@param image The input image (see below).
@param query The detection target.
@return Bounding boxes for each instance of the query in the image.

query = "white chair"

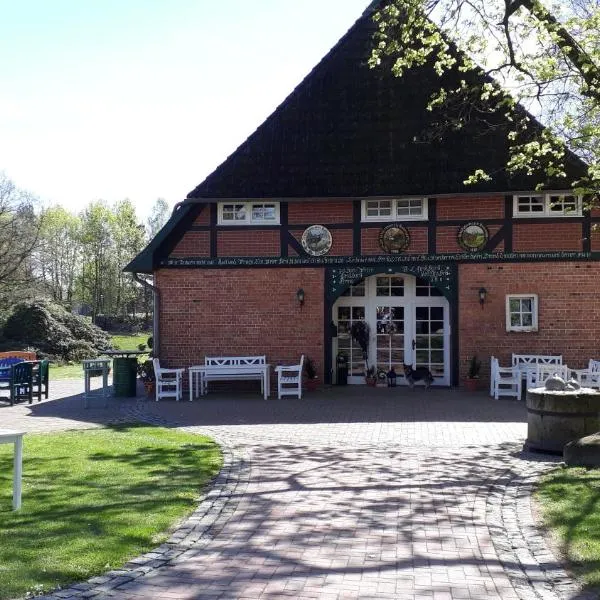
[571,359,600,389]
[152,358,184,401]
[489,356,497,397]
[491,357,522,400]
[527,364,570,389]
[275,355,304,399]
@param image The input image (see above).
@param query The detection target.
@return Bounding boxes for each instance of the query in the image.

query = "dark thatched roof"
[187,4,586,200]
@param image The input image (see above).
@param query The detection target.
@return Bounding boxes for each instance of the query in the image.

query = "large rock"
[564,432,600,467]
[2,300,112,361]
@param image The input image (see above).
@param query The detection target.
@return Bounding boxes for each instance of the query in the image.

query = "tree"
[146,198,170,238]
[370,0,600,199]
[0,172,40,304]
[112,199,146,316]
[78,201,114,323]
[36,206,81,305]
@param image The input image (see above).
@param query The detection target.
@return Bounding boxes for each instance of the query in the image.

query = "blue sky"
[0,0,370,218]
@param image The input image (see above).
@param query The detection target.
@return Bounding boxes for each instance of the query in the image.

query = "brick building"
[126,4,599,388]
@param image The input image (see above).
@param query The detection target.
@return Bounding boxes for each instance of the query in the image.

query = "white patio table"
[189,364,271,400]
[0,428,25,510]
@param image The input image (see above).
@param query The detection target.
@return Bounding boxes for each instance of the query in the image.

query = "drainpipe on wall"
[133,273,160,357]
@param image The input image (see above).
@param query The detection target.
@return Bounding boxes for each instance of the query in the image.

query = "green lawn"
[535,466,600,592]
[111,331,152,352]
[0,425,222,600]
[52,332,152,379]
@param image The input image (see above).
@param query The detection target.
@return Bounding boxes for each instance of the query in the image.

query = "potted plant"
[137,359,156,396]
[365,365,377,386]
[465,355,481,391]
[304,356,320,391]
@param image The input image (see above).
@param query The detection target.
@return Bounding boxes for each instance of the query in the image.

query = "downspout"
[133,273,160,357]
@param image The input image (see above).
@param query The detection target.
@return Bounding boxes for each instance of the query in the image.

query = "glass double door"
[333,274,450,386]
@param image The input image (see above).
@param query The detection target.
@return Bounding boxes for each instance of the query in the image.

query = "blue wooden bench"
[0,358,25,383]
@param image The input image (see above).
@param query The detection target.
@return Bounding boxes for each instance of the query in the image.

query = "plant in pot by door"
[365,365,377,386]
[304,357,320,391]
[137,359,156,397]
[465,355,481,391]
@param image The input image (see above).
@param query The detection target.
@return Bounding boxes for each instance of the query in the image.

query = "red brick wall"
[591,227,600,252]
[167,198,589,259]
[171,231,210,257]
[193,208,210,225]
[156,267,325,378]
[437,196,504,220]
[513,222,583,252]
[288,201,353,224]
[459,262,600,384]
[217,230,280,256]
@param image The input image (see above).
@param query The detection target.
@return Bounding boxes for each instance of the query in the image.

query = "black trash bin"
[336,353,348,385]
[113,357,138,397]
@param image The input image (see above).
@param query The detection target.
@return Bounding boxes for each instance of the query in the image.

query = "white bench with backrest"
[570,359,600,388]
[201,356,270,399]
[512,354,563,395]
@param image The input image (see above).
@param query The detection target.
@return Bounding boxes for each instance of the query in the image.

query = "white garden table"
[0,428,25,510]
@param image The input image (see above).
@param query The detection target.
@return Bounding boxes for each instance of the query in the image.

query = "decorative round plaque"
[457,222,489,252]
[378,224,410,254]
[301,225,333,256]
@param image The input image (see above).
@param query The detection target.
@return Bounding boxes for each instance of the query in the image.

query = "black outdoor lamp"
[478,287,487,309]
[387,367,397,387]
[296,288,305,307]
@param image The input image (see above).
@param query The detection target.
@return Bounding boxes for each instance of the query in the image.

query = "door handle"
[412,339,416,350]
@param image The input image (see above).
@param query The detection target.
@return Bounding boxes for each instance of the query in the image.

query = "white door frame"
[332,274,450,386]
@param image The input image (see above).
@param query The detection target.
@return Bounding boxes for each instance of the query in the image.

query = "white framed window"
[362,198,428,222]
[218,202,280,225]
[513,194,582,217]
[506,294,538,332]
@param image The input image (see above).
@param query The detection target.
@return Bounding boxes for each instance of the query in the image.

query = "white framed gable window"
[506,294,538,332]
[513,194,582,217]
[218,202,280,225]
[362,198,428,222]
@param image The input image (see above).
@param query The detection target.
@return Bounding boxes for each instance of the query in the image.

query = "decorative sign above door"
[457,222,489,252]
[301,225,333,256]
[378,224,411,254]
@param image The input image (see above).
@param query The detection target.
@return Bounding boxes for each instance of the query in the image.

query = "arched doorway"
[332,274,450,386]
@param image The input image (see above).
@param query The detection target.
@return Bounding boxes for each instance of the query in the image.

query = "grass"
[52,332,152,380]
[535,465,600,592]
[110,331,151,352]
[0,425,222,600]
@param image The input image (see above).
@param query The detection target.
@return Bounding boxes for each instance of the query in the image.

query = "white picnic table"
[189,363,271,400]
[0,428,25,510]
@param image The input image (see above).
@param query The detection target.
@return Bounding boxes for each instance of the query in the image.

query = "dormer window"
[361,198,428,222]
[513,194,582,217]
[218,202,280,225]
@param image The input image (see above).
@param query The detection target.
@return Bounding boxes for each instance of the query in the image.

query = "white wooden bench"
[512,354,563,396]
[190,356,271,400]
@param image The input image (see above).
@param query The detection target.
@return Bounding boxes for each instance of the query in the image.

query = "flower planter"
[464,377,479,392]
[305,377,320,392]
[143,381,155,397]
[366,377,377,387]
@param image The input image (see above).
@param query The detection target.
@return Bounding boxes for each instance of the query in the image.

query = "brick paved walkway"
[1,382,596,600]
